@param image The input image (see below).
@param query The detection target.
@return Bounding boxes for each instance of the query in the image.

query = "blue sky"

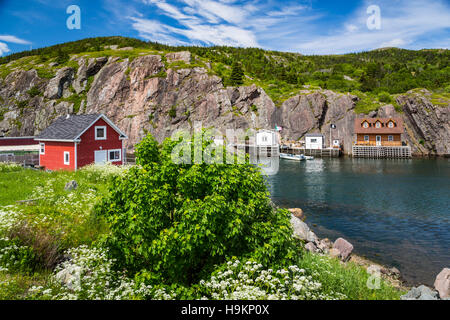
[0,0,449,56]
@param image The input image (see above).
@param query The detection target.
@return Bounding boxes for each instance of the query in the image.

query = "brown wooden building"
[354,118,404,146]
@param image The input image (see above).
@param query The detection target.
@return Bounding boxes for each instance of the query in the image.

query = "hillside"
[0,36,449,156]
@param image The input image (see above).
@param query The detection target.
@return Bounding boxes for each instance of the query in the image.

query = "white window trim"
[108,149,122,162]
[364,135,369,141]
[40,143,45,155]
[95,126,107,140]
[388,135,394,141]
[64,151,70,165]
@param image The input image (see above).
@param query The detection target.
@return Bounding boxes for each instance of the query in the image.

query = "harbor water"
[265,157,450,286]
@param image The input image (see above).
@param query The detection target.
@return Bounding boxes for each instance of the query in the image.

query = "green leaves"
[135,135,161,166]
[97,133,297,285]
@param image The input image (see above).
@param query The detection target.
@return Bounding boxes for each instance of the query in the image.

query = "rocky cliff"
[0,51,448,156]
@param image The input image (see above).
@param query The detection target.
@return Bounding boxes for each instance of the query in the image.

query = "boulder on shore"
[333,238,354,261]
[290,214,318,243]
[401,285,439,300]
[434,268,450,299]
[329,248,341,259]
[305,242,318,253]
[288,208,305,220]
[317,238,332,253]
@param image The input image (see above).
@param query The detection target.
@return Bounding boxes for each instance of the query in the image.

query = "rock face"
[272,91,358,153]
[434,268,450,299]
[0,53,448,156]
[397,91,450,156]
[166,51,191,64]
[44,67,74,99]
[73,57,108,94]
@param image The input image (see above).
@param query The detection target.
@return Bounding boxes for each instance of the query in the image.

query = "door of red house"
[94,150,107,164]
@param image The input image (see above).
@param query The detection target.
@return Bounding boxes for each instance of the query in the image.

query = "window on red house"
[95,126,107,140]
[108,149,121,162]
[64,152,70,165]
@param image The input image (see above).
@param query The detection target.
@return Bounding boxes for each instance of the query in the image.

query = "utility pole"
[330,124,336,148]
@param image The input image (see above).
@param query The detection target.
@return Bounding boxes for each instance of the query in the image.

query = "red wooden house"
[35,114,128,171]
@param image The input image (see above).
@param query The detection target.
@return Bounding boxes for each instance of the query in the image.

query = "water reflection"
[255,157,279,176]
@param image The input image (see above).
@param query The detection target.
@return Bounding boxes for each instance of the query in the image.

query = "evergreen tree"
[229,61,244,86]
[55,48,69,65]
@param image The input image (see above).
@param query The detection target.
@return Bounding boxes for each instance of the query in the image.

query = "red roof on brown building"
[354,118,404,134]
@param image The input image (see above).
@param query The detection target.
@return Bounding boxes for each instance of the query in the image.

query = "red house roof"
[35,114,127,142]
[354,118,404,134]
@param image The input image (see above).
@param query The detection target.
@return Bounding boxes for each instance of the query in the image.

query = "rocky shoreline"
[288,208,450,300]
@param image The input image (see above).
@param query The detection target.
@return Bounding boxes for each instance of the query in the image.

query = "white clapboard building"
[305,133,325,150]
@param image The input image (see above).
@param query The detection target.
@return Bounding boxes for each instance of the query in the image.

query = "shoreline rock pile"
[289,209,450,300]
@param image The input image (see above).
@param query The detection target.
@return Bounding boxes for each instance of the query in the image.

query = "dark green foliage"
[97,132,297,285]
[55,49,70,65]
[58,94,83,113]
[16,100,29,109]
[378,91,393,103]
[168,105,177,118]
[229,61,244,86]
[27,86,41,98]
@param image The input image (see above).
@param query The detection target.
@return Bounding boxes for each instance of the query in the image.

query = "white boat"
[302,154,315,160]
[279,153,305,161]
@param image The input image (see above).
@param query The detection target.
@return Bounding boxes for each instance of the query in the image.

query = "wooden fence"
[0,153,39,166]
[125,153,136,165]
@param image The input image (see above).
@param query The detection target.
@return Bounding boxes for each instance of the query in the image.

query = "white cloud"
[132,0,263,47]
[126,0,449,53]
[131,16,258,47]
[0,35,31,45]
[380,38,407,48]
[0,42,10,56]
[267,5,307,17]
[181,0,250,24]
[345,24,359,33]
[294,0,450,54]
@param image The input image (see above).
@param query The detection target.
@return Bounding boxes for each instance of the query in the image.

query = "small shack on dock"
[305,133,325,150]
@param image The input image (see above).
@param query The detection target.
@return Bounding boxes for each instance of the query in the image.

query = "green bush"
[0,238,37,274]
[378,91,393,103]
[97,133,297,285]
[27,86,41,98]
[168,105,177,118]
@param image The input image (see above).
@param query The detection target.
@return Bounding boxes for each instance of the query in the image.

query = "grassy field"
[0,163,404,300]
